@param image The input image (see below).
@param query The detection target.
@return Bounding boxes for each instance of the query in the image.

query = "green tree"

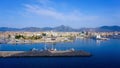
[15,35,25,39]
[42,33,46,36]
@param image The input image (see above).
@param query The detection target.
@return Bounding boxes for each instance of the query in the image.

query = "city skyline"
[0,0,120,28]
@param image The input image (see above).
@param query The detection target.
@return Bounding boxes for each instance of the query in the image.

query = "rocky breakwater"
[0,50,92,57]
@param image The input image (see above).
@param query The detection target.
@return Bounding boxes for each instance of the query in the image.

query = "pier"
[0,50,92,57]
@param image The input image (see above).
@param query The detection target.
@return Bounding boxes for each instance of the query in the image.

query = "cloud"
[21,0,103,28]
[37,0,54,6]
[24,3,99,22]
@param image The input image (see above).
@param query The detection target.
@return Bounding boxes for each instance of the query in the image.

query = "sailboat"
[50,42,57,51]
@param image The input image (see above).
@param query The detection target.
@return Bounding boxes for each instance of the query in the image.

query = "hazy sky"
[0,0,120,28]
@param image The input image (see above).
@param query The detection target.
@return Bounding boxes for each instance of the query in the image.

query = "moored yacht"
[95,34,109,40]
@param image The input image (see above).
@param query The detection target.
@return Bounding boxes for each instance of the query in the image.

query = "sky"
[0,0,120,28]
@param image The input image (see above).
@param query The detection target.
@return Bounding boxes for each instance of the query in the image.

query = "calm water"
[0,39,120,68]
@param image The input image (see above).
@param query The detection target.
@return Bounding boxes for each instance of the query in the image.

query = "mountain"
[42,27,53,31]
[97,26,120,32]
[53,25,75,32]
[0,25,120,32]
[0,27,20,31]
[21,27,42,32]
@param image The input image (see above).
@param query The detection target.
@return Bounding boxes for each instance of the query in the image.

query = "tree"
[8,35,11,39]
[42,33,46,36]
[15,35,25,39]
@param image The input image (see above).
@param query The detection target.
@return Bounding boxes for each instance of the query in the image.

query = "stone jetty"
[0,50,92,57]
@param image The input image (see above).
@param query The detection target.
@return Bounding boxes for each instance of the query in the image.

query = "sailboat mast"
[51,42,54,50]
[44,36,47,50]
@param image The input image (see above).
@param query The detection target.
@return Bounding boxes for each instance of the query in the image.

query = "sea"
[0,39,120,68]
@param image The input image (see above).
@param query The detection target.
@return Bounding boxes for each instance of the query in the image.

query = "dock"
[0,50,92,57]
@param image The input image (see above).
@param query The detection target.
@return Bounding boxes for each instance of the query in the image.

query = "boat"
[95,34,109,40]
[31,48,38,51]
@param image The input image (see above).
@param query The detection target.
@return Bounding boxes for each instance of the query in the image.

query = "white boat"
[95,35,108,40]
[31,48,38,51]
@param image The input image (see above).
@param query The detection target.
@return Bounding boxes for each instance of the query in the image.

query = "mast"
[51,42,54,50]
[44,36,47,50]
[44,43,47,50]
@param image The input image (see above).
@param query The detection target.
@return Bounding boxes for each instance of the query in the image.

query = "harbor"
[0,39,92,58]
[0,38,120,68]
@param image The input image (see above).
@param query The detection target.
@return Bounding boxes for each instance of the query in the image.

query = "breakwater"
[0,50,91,57]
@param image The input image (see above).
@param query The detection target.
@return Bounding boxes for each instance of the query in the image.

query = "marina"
[0,39,120,68]
[0,42,92,57]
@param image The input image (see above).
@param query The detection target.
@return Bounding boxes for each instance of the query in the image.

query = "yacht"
[95,35,108,40]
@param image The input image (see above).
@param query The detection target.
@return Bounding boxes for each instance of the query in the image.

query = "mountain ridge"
[0,25,120,32]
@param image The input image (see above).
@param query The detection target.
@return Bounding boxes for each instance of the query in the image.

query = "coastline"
[5,39,74,44]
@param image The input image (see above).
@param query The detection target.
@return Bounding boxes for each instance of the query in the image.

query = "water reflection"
[0,39,117,51]
[96,40,101,45]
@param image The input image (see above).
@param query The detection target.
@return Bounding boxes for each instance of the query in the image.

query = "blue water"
[0,39,120,68]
